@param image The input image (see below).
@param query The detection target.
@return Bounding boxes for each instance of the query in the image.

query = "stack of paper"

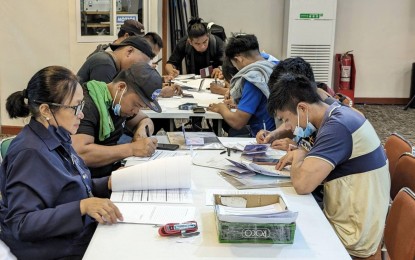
[110,156,195,224]
[224,158,290,178]
[216,203,298,224]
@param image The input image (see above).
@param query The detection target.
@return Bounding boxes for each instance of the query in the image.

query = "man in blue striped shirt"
[268,73,390,258]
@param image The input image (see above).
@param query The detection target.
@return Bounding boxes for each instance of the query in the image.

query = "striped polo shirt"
[306,104,390,258]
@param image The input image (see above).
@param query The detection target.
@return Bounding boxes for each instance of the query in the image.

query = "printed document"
[111,189,192,204]
[115,203,196,224]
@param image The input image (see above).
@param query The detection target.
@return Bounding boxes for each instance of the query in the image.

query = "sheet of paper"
[115,203,196,224]
[124,150,192,166]
[192,153,231,170]
[221,140,257,151]
[112,156,191,191]
[111,188,193,204]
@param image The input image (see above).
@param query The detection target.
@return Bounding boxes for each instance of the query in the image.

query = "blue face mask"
[112,87,127,116]
[293,107,316,144]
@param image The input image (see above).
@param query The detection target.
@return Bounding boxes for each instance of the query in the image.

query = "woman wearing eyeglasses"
[0,66,123,260]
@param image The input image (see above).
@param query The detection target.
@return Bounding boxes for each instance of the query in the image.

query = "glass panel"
[115,0,143,33]
[80,0,116,36]
[77,0,144,42]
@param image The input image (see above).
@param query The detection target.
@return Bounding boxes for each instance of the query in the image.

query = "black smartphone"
[193,107,206,113]
[252,157,279,165]
[181,93,194,98]
[157,143,180,151]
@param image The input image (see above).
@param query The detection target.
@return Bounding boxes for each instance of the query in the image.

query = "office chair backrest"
[384,187,415,260]
[384,133,413,179]
[390,152,415,200]
[0,136,15,163]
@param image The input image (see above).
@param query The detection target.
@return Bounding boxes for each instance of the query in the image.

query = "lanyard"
[58,147,94,198]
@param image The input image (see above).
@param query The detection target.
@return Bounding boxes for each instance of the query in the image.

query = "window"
[76,0,143,43]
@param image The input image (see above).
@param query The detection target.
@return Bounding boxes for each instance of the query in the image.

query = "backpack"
[205,22,226,42]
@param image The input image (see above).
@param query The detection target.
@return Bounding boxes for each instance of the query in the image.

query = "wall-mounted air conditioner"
[282,0,337,86]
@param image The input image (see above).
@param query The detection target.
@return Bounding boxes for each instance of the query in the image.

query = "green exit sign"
[300,13,323,19]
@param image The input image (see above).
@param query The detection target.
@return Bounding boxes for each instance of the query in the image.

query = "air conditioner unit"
[282,0,337,86]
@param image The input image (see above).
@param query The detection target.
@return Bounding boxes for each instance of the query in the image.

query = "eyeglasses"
[34,100,85,116]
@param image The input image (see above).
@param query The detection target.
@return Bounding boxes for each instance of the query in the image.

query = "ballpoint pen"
[145,125,150,138]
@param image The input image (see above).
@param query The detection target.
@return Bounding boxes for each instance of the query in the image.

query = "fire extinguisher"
[340,51,353,90]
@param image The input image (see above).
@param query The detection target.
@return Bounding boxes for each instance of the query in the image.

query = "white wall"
[1,0,414,127]
[335,0,415,98]
[198,0,284,59]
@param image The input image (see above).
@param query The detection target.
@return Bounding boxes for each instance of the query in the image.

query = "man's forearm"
[218,108,248,130]
[80,143,133,168]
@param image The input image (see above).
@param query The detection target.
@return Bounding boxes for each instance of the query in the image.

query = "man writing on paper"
[268,73,390,258]
[72,62,162,178]
[207,34,277,137]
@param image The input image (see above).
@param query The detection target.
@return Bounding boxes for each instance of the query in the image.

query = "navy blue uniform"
[0,118,110,259]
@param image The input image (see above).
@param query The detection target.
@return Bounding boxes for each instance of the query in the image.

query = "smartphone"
[252,157,279,165]
[193,107,206,113]
[178,102,197,110]
[181,93,194,98]
[157,143,180,151]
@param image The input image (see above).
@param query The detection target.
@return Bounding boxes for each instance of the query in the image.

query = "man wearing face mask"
[72,62,162,178]
[267,73,390,259]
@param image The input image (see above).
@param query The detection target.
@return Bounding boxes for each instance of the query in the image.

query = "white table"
[142,79,225,135]
[83,138,351,260]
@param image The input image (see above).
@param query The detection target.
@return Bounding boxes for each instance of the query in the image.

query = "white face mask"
[293,107,316,143]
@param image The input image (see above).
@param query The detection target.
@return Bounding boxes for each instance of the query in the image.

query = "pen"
[154,57,162,64]
[145,125,150,138]
[263,120,266,131]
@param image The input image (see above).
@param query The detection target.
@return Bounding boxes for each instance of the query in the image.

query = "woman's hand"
[80,198,123,224]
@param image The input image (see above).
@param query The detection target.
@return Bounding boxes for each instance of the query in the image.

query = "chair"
[390,153,415,200]
[383,187,415,260]
[0,136,15,163]
[384,133,413,179]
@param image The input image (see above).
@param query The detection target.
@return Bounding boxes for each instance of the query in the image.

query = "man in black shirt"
[72,62,162,178]
[165,18,224,78]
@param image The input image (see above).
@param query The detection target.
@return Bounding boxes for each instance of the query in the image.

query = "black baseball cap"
[123,62,162,113]
[120,19,145,36]
[110,36,155,59]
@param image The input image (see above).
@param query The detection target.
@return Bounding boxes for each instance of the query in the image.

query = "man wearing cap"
[77,35,155,85]
[87,19,145,58]
[72,62,163,178]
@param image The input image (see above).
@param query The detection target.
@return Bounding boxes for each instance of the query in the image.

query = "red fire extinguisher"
[340,51,353,90]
